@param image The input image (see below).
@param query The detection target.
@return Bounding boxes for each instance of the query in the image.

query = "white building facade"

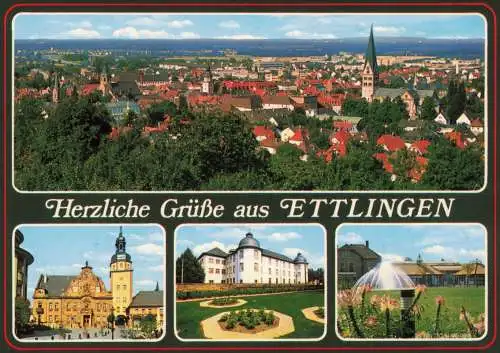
[198,233,309,284]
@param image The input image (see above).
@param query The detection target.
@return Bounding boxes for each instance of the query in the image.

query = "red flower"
[435,296,445,305]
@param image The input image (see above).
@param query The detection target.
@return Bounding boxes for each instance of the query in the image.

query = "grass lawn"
[176,291,325,339]
[340,287,486,338]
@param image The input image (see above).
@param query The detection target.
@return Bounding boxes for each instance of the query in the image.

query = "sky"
[13,13,486,40]
[18,224,165,301]
[175,224,325,269]
[337,224,486,264]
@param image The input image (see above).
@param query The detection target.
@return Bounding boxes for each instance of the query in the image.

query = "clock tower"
[110,226,133,317]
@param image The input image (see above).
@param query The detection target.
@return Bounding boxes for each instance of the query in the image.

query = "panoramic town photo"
[336,223,486,340]
[13,224,166,342]
[13,13,486,191]
[174,224,325,340]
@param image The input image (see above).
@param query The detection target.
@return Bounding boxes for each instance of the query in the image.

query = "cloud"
[282,248,324,268]
[132,243,164,256]
[179,32,200,39]
[147,264,164,272]
[380,253,406,262]
[337,232,364,244]
[317,18,333,24]
[192,241,237,256]
[112,27,170,39]
[266,232,302,242]
[34,263,82,274]
[217,34,267,40]
[136,279,155,286]
[83,250,110,263]
[373,26,406,35]
[167,20,193,28]
[126,17,166,27]
[148,231,164,242]
[67,20,93,29]
[65,28,101,39]
[422,245,486,262]
[219,20,240,29]
[285,30,336,39]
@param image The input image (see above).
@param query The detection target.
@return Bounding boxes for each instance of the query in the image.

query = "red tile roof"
[377,135,406,152]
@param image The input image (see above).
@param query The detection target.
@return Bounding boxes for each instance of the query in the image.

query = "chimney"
[365,240,369,248]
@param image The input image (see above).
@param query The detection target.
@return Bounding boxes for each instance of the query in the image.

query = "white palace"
[198,232,309,284]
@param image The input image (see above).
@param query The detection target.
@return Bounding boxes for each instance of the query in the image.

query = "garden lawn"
[363,287,485,337]
[176,291,325,339]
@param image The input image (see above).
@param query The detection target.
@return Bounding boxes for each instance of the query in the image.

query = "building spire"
[365,24,378,74]
[155,281,159,291]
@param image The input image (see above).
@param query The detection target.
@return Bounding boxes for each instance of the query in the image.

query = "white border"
[173,222,327,342]
[9,12,489,193]
[10,223,168,344]
[334,222,489,342]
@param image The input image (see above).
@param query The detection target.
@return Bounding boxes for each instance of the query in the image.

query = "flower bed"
[210,297,239,306]
[218,309,278,334]
[314,307,325,319]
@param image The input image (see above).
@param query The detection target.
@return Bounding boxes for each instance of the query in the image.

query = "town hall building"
[198,232,309,284]
[31,227,164,329]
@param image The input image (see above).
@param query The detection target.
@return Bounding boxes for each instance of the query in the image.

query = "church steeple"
[110,226,131,264]
[362,24,378,102]
[52,71,59,103]
[365,24,378,74]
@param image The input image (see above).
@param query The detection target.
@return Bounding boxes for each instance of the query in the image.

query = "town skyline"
[14,13,486,40]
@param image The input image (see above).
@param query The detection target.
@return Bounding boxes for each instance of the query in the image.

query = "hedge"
[176,284,324,300]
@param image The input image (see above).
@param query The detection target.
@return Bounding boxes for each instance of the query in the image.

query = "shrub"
[219,309,276,330]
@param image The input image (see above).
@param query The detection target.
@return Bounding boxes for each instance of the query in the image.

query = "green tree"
[420,96,437,120]
[176,248,205,283]
[15,298,31,334]
[139,314,157,338]
[147,101,178,125]
[341,98,369,118]
[421,137,484,190]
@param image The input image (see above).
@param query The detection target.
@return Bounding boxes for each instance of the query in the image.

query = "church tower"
[99,66,110,96]
[52,72,59,103]
[362,25,378,102]
[201,65,214,95]
[110,226,133,317]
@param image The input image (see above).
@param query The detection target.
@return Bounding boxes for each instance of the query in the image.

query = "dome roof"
[294,252,308,264]
[238,232,261,249]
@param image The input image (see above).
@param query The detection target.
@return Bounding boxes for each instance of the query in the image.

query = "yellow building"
[31,227,137,329]
[110,227,133,317]
[127,284,164,329]
[14,230,34,300]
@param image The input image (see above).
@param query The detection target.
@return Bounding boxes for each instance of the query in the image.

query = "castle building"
[198,232,309,284]
[361,25,378,102]
[30,227,164,330]
[14,230,34,300]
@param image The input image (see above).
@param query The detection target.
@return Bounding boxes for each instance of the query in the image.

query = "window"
[49,315,52,322]
[216,259,220,264]
[122,297,127,303]
[67,303,70,311]
[116,284,120,291]
[209,258,214,263]
[239,251,243,259]
[254,263,259,272]
[55,303,59,311]
[215,269,220,274]
[268,268,271,275]
[254,250,259,259]
[49,303,53,311]
[222,269,226,275]
[208,268,214,274]
[240,263,244,272]
[122,284,127,291]
[276,269,279,275]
